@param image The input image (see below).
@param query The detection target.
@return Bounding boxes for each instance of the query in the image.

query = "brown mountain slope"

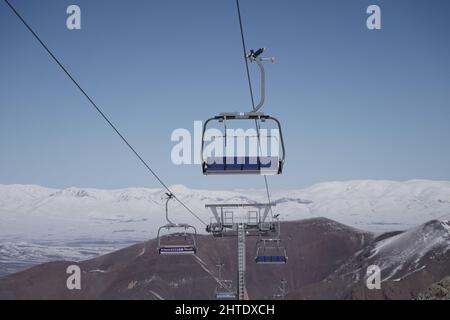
[296,220,450,300]
[0,218,372,300]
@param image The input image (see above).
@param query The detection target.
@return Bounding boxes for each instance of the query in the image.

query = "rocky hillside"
[1,218,449,299]
[0,218,371,299]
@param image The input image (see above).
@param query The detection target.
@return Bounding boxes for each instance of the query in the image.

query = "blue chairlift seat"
[255,238,288,264]
[204,156,281,175]
[255,255,287,264]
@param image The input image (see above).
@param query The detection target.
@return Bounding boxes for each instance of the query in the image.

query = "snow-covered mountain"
[1,180,450,277]
[1,180,450,240]
[283,179,450,232]
[329,220,450,283]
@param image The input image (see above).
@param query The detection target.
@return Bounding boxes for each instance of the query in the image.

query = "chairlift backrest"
[255,238,288,264]
[157,224,198,255]
[201,113,285,175]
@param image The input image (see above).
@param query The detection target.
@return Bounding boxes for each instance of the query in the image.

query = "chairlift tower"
[206,203,286,300]
[237,223,246,300]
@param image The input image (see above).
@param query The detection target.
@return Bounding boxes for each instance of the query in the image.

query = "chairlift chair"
[215,280,237,300]
[214,264,237,300]
[255,212,287,264]
[157,193,198,255]
[271,279,288,300]
[255,238,288,264]
[201,48,285,176]
[157,224,197,255]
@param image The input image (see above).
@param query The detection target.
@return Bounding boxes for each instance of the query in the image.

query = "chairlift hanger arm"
[253,58,265,112]
[165,193,175,225]
[247,48,275,112]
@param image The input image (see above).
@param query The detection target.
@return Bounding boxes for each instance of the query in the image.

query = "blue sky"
[1,0,450,190]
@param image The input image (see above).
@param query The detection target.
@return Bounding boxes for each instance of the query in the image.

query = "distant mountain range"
[1,180,450,278]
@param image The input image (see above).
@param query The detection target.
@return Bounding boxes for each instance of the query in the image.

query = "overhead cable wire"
[235,0,275,218]
[3,0,207,226]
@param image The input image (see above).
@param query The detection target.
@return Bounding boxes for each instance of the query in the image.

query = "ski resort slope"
[1,180,450,243]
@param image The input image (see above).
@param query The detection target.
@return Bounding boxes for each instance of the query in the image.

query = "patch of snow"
[136,247,146,257]
[88,269,107,273]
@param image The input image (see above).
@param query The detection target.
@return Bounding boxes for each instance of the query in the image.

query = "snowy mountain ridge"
[1,179,450,241]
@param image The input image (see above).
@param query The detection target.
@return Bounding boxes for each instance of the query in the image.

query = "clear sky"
[1,0,450,190]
